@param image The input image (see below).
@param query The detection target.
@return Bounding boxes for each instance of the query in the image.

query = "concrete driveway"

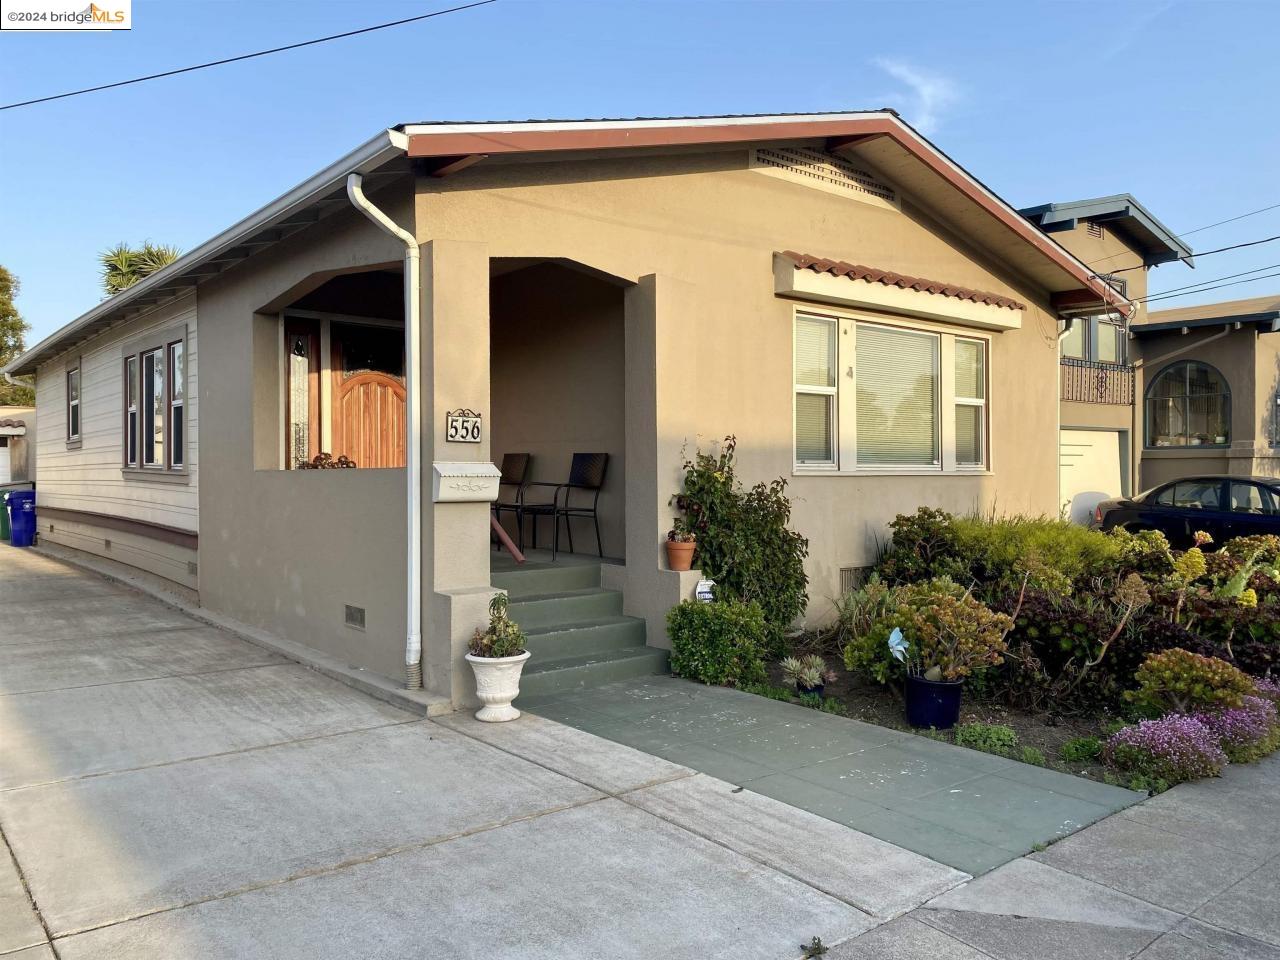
[0,547,965,959]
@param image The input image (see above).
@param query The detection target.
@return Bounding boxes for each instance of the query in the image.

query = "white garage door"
[1060,430,1123,525]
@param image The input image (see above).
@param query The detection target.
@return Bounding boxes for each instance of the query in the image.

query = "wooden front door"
[330,322,406,468]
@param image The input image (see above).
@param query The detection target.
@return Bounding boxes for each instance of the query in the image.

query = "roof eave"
[5,129,409,377]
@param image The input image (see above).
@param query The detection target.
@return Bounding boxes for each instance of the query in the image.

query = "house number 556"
[445,409,482,443]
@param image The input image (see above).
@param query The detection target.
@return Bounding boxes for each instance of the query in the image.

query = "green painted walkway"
[526,677,1144,875]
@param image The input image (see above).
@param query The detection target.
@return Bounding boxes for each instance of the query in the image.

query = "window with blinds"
[856,325,939,466]
[793,313,990,471]
[794,316,836,464]
[955,338,986,466]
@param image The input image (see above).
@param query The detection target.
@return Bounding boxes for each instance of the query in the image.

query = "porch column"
[612,274,702,647]
[419,239,499,707]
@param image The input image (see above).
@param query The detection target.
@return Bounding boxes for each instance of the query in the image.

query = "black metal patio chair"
[491,452,531,550]
[521,452,609,560]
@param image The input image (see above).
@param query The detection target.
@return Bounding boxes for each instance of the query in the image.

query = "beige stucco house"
[6,112,1134,711]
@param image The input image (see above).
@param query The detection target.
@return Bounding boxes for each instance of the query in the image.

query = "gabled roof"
[7,112,1134,376]
[1019,194,1193,268]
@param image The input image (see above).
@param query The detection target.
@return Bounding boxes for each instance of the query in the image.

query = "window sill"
[121,468,191,484]
[65,439,82,451]
[1142,447,1231,457]
[793,467,993,478]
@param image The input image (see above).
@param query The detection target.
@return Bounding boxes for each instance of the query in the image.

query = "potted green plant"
[666,517,697,572]
[884,584,1013,730]
[781,654,829,696]
[465,594,530,722]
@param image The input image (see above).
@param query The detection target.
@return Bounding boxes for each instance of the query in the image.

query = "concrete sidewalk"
[0,547,964,959]
[834,752,1280,959]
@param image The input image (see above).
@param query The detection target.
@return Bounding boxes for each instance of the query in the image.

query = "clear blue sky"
[2,0,1278,345]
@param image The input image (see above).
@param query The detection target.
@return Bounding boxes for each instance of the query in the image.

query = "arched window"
[1145,361,1230,448]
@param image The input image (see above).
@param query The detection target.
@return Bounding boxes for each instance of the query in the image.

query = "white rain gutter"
[346,173,424,690]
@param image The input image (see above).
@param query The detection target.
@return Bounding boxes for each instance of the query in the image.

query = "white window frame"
[792,315,839,468]
[124,355,138,467]
[65,365,81,443]
[954,336,988,470]
[141,348,165,468]
[792,307,993,476]
[168,339,185,470]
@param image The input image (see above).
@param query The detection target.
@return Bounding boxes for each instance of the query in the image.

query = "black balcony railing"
[1060,358,1135,405]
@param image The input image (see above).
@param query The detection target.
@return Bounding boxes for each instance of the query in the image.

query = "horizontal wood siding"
[34,294,198,533]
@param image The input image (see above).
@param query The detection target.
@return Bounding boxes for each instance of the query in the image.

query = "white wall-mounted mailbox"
[432,461,502,503]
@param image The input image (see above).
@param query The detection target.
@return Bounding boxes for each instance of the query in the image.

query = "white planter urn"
[465,650,532,722]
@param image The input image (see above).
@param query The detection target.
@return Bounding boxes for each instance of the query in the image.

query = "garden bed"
[763,657,1117,783]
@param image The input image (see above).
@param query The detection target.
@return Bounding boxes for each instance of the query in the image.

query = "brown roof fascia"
[406,117,1132,318]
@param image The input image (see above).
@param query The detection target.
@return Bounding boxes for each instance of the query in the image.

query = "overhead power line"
[0,1,498,111]
[1140,270,1280,307]
[1088,200,1280,268]
[1134,263,1280,302]
[1108,233,1280,274]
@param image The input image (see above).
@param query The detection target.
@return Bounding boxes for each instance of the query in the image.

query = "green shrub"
[877,508,1122,596]
[1127,648,1256,715]
[954,722,1018,756]
[843,578,1011,683]
[674,437,808,651]
[667,599,768,687]
[1060,736,1102,762]
[1019,746,1047,766]
[468,594,527,658]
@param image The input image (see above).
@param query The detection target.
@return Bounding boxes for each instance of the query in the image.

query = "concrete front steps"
[492,556,668,699]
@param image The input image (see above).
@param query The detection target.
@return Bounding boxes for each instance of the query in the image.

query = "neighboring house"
[1132,294,1280,488]
[5,112,1131,710]
[0,406,35,485]
[1020,195,1192,523]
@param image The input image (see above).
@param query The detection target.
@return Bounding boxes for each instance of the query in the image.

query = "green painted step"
[508,588,624,630]
[518,646,671,700]
[524,615,645,662]
[492,562,601,598]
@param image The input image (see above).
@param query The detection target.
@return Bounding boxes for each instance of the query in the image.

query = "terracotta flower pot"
[666,539,696,571]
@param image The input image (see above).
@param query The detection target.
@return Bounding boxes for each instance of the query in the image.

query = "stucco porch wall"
[195,184,413,679]
[416,148,1064,628]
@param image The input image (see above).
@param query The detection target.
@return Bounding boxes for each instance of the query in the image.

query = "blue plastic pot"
[904,674,963,730]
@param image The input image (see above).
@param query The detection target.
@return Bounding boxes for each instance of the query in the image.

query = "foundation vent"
[839,565,873,595]
[751,147,899,208]
[344,604,366,630]
[187,560,198,577]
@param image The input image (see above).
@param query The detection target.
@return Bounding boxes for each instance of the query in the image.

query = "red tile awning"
[781,250,1026,311]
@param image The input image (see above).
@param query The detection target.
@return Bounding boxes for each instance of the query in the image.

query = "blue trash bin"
[6,490,35,547]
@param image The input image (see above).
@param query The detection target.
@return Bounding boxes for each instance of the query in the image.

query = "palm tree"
[99,241,181,296]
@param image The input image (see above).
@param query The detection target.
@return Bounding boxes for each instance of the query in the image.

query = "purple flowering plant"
[1194,695,1280,763]
[1254,676,1280,706]
[1102,715,1226,785]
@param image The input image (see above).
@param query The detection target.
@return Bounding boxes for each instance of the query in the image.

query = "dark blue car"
[1094,475,1280,548]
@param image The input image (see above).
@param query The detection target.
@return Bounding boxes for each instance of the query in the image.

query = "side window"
[1230,482,1276,515]
[1154,484,1176,506]
[66,366,81,442]
[1174,481,1222,510]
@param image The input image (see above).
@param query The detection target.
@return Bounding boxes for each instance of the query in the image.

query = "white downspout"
[346,173,424,689]
[1056,316,1076,518]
